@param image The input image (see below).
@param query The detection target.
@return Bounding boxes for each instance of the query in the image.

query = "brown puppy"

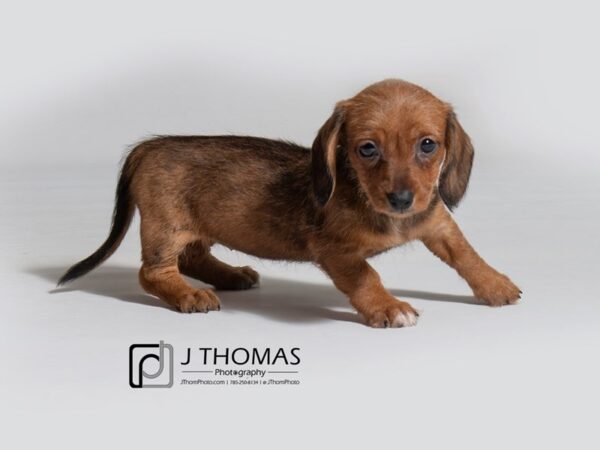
[59,79,520,328]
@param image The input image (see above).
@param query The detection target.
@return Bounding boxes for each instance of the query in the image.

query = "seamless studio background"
[1,1,599,449]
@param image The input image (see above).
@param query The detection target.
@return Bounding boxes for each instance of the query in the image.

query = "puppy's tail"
[57,148,142,286]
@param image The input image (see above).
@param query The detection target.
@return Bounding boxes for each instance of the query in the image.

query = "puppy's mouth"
[385,207,417,218]
[371,202,418,218]
[378,192,439,219]
[375,195,433,219]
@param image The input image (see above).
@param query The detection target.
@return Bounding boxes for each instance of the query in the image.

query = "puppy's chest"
[351,223,413,258]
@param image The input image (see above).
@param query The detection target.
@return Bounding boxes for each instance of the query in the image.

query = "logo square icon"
[129,341,174,388]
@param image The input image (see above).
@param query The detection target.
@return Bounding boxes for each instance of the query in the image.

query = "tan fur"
[60,79,520,327]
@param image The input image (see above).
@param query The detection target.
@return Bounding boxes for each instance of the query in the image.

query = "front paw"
[357,298,419,328]
[175,288,221,313]
[471,272,521,307]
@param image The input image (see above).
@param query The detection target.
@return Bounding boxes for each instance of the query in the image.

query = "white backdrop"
[2,1,599,169]
[2,1,599,449]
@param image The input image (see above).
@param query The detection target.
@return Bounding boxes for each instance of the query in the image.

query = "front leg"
[318,254,418,328]
[420,205,521,306]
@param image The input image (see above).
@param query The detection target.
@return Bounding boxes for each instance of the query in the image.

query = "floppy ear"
[311,103,346,206]
[439,110,475,210]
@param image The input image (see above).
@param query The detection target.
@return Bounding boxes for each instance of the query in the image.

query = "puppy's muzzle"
[386,189,414,212]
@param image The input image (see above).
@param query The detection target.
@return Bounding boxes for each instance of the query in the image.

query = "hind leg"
[138,225,220,313]
[179,242,259,290]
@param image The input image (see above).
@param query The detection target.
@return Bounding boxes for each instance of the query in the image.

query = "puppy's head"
[311,79,474,216]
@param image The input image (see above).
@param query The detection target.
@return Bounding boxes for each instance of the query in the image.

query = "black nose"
[387,190,414,212]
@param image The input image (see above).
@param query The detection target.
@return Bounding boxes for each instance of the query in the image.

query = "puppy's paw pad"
[177,289,221,313]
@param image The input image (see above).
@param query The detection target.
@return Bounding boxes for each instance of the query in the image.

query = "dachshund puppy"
[59,79,520,328]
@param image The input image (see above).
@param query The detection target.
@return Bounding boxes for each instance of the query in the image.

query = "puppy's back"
[128,135,315,260]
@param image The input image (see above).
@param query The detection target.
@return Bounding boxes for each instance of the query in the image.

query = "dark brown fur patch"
[439,111,475,209]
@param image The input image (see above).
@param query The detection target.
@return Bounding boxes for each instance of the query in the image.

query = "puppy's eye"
[419,138,437,154]
[358,141,379,159]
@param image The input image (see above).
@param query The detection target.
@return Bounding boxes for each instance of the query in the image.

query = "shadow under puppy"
[59,79,521,328]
